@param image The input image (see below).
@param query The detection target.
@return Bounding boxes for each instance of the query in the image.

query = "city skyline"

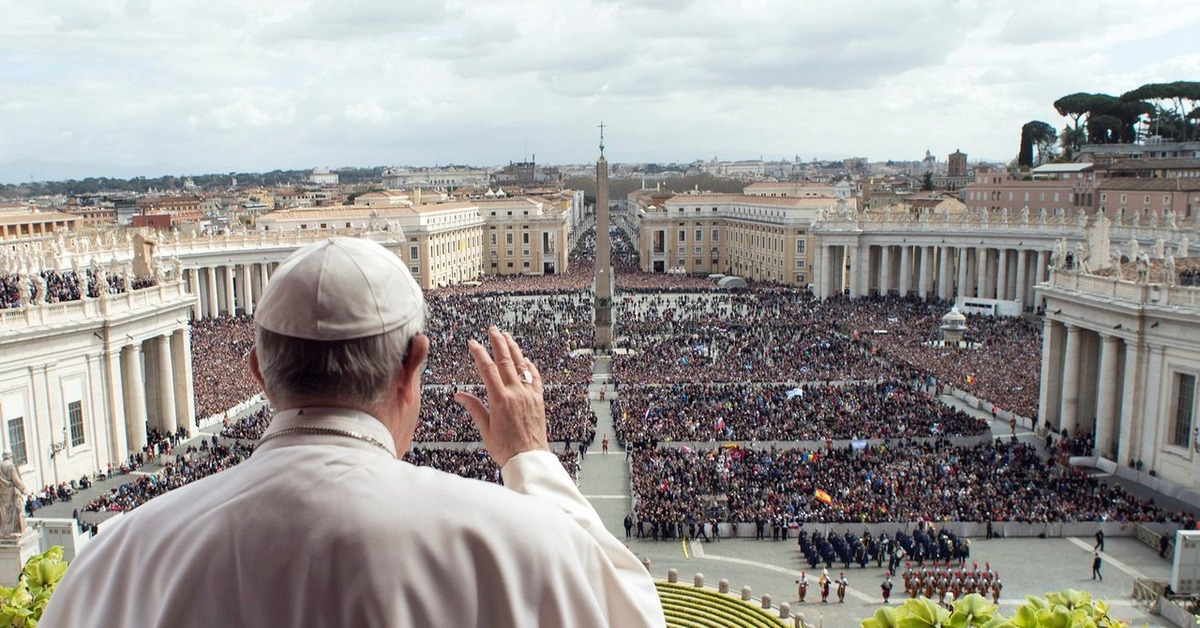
[2,0,1199,184]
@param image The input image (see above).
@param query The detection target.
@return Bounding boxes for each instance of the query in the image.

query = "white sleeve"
[502,450,665,627]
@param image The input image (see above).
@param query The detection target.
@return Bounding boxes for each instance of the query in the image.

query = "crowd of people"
[84,440,254,514]
[190,316,259,420]
[415,386,596,443]
[613,381,988,444]
[821,296,1042,419]
[403,448,581,483]
[1,268,156,309]
[613,291,900,383]
[424,292,595,385]
[629,440,1192,528]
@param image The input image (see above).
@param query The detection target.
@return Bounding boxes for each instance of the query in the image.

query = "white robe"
[41,408,664,627]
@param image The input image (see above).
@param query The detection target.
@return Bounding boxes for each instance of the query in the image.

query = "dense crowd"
[404,448,581,483]
[1,269,156,309]
[424,292,594,385]
[84,440,254,513]
[613,381,987,444]
[614,291,899,383]
[190,316,259,419]
[823,296,1042,418]
[630,441,1190,526]
[415,386,596,443]
[219,406,273,441]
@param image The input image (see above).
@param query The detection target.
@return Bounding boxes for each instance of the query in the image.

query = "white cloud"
[0,0,1198,180]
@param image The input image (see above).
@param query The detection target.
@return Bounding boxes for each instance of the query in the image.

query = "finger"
[467,339,504,393]
[454,391,491,437]
[524,356,544,396]
[488,326,519,385]
[503,331,527,366]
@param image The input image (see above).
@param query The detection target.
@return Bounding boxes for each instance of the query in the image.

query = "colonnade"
[816,243,1050,307]
[115,328,196,455]
[185,261,279,319]
[1038,318,1139,463]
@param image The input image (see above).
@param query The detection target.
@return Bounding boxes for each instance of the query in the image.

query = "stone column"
[1038,318,1064,430]
[879,245,892,296]
[996,249,1009,301]
[1059,324,1082,433]
[918,246,931,300]
[1014,250,1028,310]
[1139,345,1166,467]
[224,265,236,316]
[171,328,196,437]
[239,264,254,315]
[899,245,911,296]
[849,245,863,298]
[817,246,828,298]
[1117,340,1142,466]
[957,247,968,299]
[121,344,148,453]
[103,348,129,461]
[155,335,178,434]
[1094,334,1121,459]
[187,268,201,319]
[975,247,988,298]
[938,247,951,301]
[205,266,219,319]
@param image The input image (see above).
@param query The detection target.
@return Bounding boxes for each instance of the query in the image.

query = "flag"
[965,375,974,385]
[786,387,804,400]
[814,489,833,505]
[644,403,653,421]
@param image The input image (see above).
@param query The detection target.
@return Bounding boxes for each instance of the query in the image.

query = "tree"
[1018,121,1056,168]
[860,589,1124,628]
[1122,81,1200,141]
[921,172,934,191]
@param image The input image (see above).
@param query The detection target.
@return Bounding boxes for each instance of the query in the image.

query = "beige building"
[257,188,583,289]
[635,194,846,285]
[0,207,79,240]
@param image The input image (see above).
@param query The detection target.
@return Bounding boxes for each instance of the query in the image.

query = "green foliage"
[860,591,1126,628]
[0,547,69,627]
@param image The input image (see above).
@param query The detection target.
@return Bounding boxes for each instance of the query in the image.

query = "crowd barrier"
[657,519,1178,541]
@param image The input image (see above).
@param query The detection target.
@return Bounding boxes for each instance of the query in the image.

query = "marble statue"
[1155,239,1166,259]
[0,452,28,537]
[1165,255,1177,286]
[1020,206,1030,225]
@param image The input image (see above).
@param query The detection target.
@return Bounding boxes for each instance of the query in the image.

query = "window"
[695,246,703,255]
[506,233,514,245]
[68,401,85,446]
[7,418,26,466]
[678,229,686,242]
[410,246,419,260]
[712,229,719,242]
[523,261,530,268]
[677,246,686,254]
[522,233,530,245]
[523,249,530,257]
[490,233,497,246]
[1173,374,1196,448]
[795,274,806,283]
[695,229,703,241]
[795,259,806,269]
[1120,194,1127,203]
[796,239,806,254]
[410,266,419,274]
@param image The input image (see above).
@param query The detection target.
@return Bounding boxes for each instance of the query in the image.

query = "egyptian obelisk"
[594,123,613,351]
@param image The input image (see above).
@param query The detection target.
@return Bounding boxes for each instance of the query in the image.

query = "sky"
[1,0,1199,184]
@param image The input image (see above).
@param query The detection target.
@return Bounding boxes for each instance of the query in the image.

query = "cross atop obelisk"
[593,122,613,352]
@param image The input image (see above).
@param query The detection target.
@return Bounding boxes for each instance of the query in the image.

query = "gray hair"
[255,314,424,407]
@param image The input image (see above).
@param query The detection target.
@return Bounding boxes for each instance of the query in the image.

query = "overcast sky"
[2,0,1198,183]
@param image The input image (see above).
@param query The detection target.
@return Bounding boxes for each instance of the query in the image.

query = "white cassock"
[40,408,665,628]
